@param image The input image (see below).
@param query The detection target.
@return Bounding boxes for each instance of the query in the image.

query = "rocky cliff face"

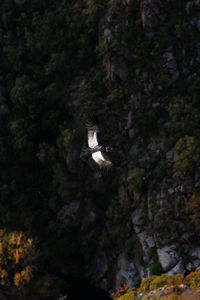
[62,0,200,293]
[0,0,199,297]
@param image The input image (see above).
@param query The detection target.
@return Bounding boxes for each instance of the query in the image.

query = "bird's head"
[106,146,112,152]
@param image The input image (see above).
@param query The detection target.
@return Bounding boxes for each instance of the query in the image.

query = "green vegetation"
[173,136,200,182]
[87,0,107,22]
[0,0,200,297]
[150,262,162,276]
[131,170,148,193]
[114,272,200,299]
[123,237,143,263]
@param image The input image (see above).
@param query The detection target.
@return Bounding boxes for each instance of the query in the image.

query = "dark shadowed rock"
[141,0,165,37]
[167,261,186,276]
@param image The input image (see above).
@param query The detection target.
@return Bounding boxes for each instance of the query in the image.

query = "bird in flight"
[80,116,113,175]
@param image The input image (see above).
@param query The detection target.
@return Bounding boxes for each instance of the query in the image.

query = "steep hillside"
[0,0,200,298]
[113,270,200,299]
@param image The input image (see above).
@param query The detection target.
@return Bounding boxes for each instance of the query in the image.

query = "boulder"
[186,259,200,271]
[157,246,179,272]
[137,231,155,250]
[167,261,186,276]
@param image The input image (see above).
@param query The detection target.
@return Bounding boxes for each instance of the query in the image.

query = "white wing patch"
[92,151,104,165]
[92,151,112,168]
[88,130,98,148]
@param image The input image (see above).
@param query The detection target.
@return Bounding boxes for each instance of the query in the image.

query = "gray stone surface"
[115,255,139,288]
[186,260,200,272]
[166,261,186,276]
[146,236,155,248]
[157,246,179,272]
[131,208,143,225]
[190,246,200,259]
[104,28,113,43]
[137,231,155,250]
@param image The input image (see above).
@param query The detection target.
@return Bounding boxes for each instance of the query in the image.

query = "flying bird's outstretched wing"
[81,116,113,175]
[86,116,101,149]
[92,151,112,171]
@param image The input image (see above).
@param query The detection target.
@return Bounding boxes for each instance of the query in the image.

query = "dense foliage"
[0,0,109,297]
[0,0,200,298]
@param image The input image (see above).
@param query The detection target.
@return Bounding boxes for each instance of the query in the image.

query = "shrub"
[131,170,147,193]
[14,266,33,289]
[166,295,178,300]
[149,274,168,291]
[138,276,156,294]
[112,284,130,298]
[138,274,168,294]
[152,165,167,182]
[0,229,38,290]
[114,272,200,299]
[150,262,163,276]
[166,274,183,286]
[185,269,200,289]
[113,287,136,300]
[148,247,158,261]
